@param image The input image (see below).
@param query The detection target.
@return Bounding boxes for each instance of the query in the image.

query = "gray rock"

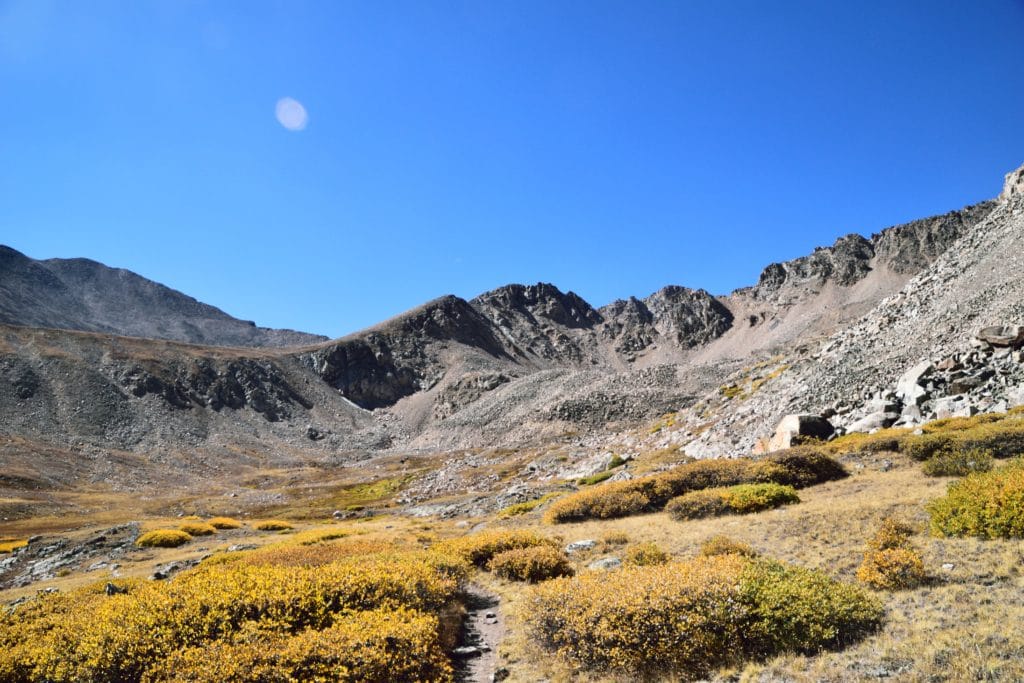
[976,325,1024,348]
[767,414,834,451]
[587,556,622,571]
[895,360,933,406]
[565,540,597,555]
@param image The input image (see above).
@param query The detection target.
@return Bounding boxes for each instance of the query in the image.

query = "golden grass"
[253,519,294,531]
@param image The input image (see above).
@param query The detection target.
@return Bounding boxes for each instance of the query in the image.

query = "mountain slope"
[0,246,327,348]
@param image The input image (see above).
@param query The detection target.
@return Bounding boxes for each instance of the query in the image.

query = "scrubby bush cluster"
[665,483,799,521]
[928,459,1024,538]
[434,529,556,567]
[178,522,217,536]
[921,447,993,477]
[487,546,574,582]
[207,517,242,529]
[544,449,844,523]
[623,542,669,566]
[856,519,926,590]
[254,520,294,531]
[135,529,192,548]
[0,543,466,682]
[902,415,1024,470]
[525,554,882,678]
[699,535,758,558]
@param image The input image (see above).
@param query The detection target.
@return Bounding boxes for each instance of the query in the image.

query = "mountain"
[0,164,1020,497]
[0,247,327,348]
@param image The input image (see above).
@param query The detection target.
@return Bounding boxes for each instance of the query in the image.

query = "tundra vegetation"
[3,409,1024,681]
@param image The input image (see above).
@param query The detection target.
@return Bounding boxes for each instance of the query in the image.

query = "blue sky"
[2,1,1022,339]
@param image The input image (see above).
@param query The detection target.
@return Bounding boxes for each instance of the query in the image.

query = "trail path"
[455,583,507,683]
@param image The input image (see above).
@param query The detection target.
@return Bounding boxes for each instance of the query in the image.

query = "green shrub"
[699,535,758,558]
[526,555,881,678]
[577,470,615,486]
[724,483,801,513]
[497,493,560,518]
[136,529,192,548]
[922,447,994,477]
[666,483,799,521]
[901,433,955,461]
[955,421,1024,459]
[623,542,669,566]
[761,447,848,487]
[928,460,1024,538]
[487,546,574,582]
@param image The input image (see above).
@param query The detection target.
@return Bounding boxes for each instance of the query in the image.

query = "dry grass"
[491,452,1024,681]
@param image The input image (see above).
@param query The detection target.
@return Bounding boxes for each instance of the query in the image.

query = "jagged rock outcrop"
[1001,163,1024,203]
[0,245,326,348]
[645,286,733,348]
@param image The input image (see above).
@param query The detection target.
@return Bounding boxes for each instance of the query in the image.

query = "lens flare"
[275,97,308,131]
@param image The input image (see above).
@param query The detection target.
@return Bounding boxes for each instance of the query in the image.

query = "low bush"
[760,447,848,487]
[922,447,994,477]
[725,483,801,513]
[178,522,217,536]
[254,520,294,531]
[665,489,728,520]
[526,555,881,678]
[901,433,955,461]
[623,542,669,566]
[955,420,1024,459]
[825,428,910,455]
[435,529,556,568]
[666,484,799,521]
[577,470,615,486]
[928,460,1024,538]
[488,546,574,582]
[857,519,926,590]
[207,517,243,529]
[544,452,842,524]
[141,607,453,683]
[600,531,629,547]
[497,493,560,518]
[0,548,465,683]
[699,535,758,558]
[136,529,191,548]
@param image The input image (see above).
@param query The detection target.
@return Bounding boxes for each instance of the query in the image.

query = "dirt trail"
[455,583,506,683]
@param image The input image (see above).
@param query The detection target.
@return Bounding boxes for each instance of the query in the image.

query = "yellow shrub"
[207,517,243,529]
[0,550,464,683]
[857,548,926,590]
[623,542,669,566]
[435,529,556,567]
[141,607,453,683]
[136,529,191,548]
[699,535,758,558]
[928,460,1024,538]
[857,519,926,590]
[254,520,293,531]
[824,428,910,454]
[0,538,27,553]
[178,522,217,536]
[665,489,729,520]
[487,546,574,582]
[600,530,630,547]
[526,555,881,678]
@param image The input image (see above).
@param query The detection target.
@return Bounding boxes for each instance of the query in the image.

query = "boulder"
[895,361,933,406]
[767,414,834,451]
[846,411,899,433]
[587,556,622,571]
[1000,163,1024,203]
[565,540,597,555]
[976,326,1024,349]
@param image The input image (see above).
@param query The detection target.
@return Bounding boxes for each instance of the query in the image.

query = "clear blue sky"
[2,1,1022,339]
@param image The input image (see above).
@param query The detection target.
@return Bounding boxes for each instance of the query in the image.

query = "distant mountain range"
[0,246,326,347]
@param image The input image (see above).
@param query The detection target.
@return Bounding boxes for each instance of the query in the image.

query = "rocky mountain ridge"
[1,164,1020,496]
